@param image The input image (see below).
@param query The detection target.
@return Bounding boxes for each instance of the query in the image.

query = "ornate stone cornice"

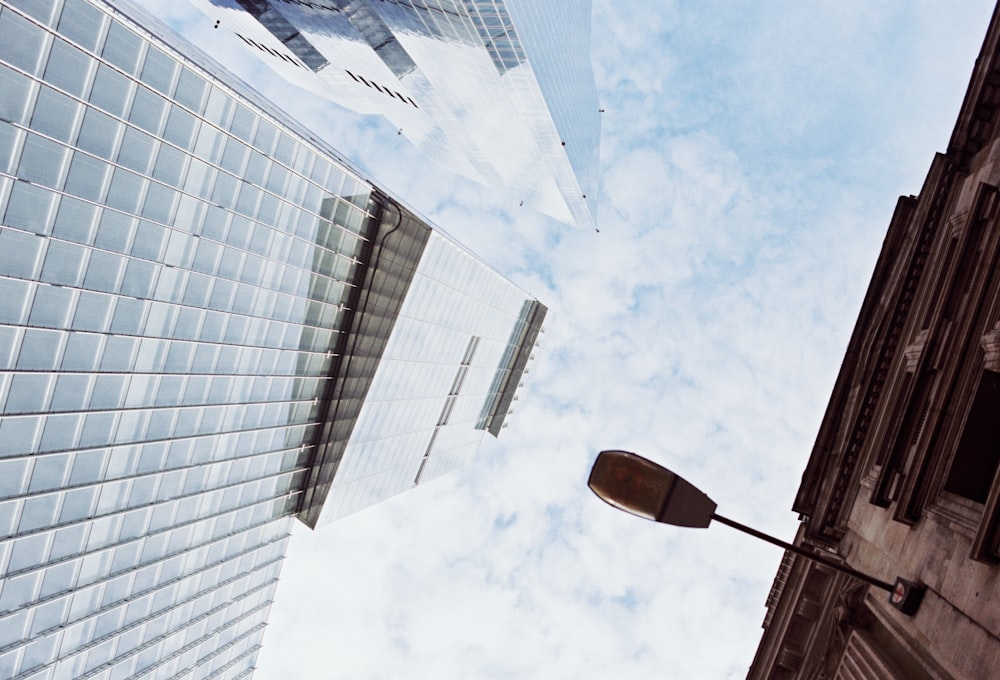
[981,320,1000,372]
[904,328,930,373]
[818,161,957,539]
[816,581,876,679]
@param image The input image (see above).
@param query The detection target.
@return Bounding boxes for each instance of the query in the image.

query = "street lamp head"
[588,450,717,528]
[587,451,924,614]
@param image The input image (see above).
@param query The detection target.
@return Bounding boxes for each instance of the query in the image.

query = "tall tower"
[0,0,544,677]
[188,0,601,229]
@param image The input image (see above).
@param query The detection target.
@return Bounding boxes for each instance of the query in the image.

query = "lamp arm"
[710,513,895,593]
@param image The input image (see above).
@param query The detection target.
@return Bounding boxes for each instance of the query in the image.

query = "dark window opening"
[945,370,1000,503]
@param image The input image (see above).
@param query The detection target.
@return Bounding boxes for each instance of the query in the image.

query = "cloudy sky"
[149,1,996,678]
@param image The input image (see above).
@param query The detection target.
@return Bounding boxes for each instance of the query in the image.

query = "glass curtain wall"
[0,0,376,677]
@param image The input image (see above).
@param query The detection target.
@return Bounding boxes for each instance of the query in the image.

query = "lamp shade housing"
[588,450,717,528]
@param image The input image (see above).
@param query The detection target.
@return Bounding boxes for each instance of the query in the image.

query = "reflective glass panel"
[43,37,93,97]
[0,7,47,74]
[77,107,121,159]
[56,0,105,52]
[102,20,142,75]
[17,133,68,189]
[0,63,34,124]
[29,85,80,142]
[89,63,131,117]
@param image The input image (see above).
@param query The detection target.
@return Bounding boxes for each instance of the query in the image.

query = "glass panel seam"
[0,538,286,657]
[130,619,267,680]
[202,636,265,680]
[0,431,308,467]
[0,463,307,523]
[57,576,278,679]
[7,530,287,630]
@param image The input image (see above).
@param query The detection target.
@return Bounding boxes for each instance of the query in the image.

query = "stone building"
[748,4,1000,679]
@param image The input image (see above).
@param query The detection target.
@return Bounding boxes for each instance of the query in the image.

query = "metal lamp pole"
[588,450,924,615]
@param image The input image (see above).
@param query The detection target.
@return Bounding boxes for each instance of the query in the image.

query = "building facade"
[185,0,601,229]
[748,4,1000,679]
[0,0,544,677]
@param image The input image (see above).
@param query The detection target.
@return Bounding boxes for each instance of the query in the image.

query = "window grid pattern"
[0,0,378,677]
[318,232,539,522]
[194,0,599,228]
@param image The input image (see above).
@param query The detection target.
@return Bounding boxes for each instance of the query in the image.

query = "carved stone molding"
[904,328,930,373]
[948,209,970,238]
[982,321,1000,372]
[820,162,958,539]
[817,581,876,679]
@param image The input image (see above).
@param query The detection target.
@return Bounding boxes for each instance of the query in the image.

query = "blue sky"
[151,1,995,677]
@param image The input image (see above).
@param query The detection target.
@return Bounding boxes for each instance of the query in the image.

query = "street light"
[588,450,924,616]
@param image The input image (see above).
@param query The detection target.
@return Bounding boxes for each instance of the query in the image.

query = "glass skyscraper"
[0,0,545,677]
[187,0,601,229]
